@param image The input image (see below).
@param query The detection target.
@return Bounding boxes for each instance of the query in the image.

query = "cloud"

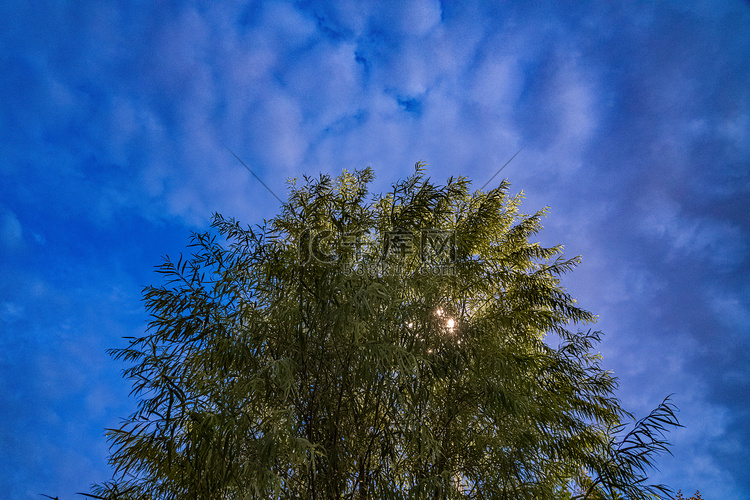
[2,1,750,497]
[0,208,22,250]
[0,260,145,497]
[709,286,750,332]
[639,196,748,271]
[0,301,24,323]
[300,0,442,39]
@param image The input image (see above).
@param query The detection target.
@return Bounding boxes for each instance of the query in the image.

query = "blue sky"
[1,1,748,498]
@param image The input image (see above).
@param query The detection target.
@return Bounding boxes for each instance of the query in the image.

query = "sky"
[0,0,748,498]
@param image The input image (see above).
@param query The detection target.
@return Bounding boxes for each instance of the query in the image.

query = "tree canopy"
[89,165,680,499]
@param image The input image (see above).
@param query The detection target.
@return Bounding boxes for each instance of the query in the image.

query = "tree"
[89,165,680,499]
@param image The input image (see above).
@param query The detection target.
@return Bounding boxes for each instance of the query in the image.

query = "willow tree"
[91,165,680,499]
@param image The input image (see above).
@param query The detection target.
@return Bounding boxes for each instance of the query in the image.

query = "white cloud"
[709,287,750,332]
[305,0,441,38]
[259,0,319,46]
[719,112,750,157]
[0,208,22,249]
[248,94,307,170]
[602,264,667,307]
[2,1,750,498]
[280,41,363,128]
[553,61,598,152]
[640,196,748,270]
[0,301,24,322]
[399,0,443,37]
[469,56,525,113]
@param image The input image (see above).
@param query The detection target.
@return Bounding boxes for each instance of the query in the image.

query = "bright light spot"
[446,318,455,330]
[428,349,433,353]
[435,308,443,317]
[407,322,413,328]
